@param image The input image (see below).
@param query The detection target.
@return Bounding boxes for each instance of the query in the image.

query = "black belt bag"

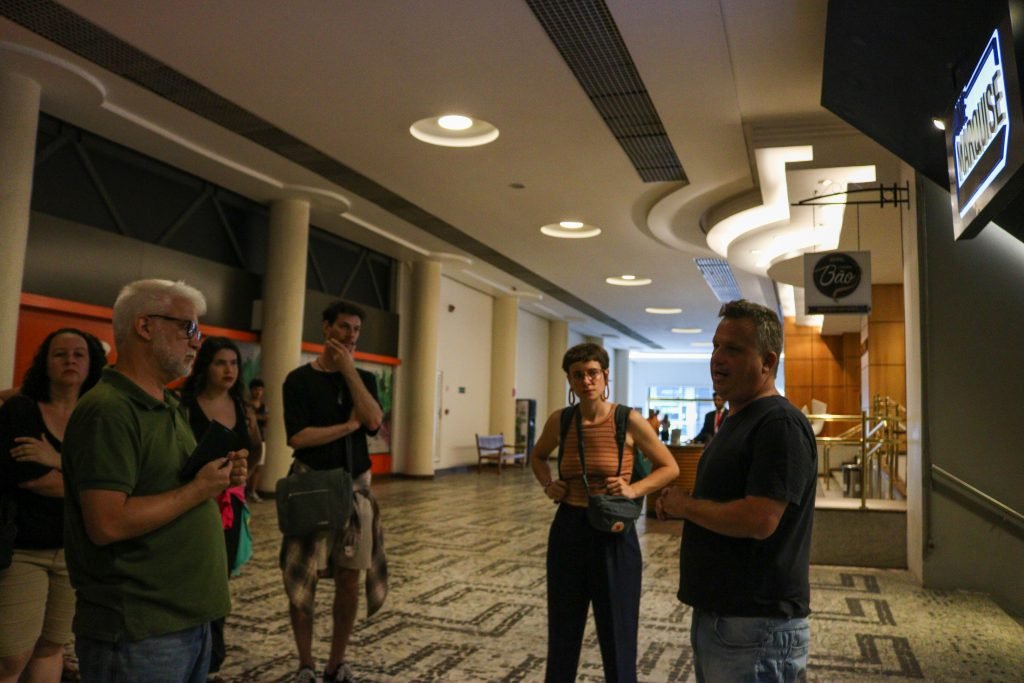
[585,492,642,534]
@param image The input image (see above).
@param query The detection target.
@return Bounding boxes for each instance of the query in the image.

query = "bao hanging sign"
[803,251,872,315]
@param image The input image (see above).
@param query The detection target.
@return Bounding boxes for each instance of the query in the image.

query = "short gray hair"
[112,279,207,347]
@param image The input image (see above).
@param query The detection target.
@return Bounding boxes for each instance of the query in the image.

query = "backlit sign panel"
[947,15,1024,240]
[803,251,872,315]
[952,30,1009,213]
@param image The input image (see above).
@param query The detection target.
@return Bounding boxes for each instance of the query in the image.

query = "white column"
[547,319,569,413]
[489,296,518,437]
[614,347,631,407]
[260,199,310,489]
[0,72,41,387]
[404,260,441,476]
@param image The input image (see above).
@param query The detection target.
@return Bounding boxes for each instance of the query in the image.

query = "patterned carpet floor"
[211,469,1024,682]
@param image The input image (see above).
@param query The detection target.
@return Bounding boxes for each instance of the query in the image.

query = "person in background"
[657,300,817,682]
[281,301,386,683]
[645,408,660,435]
[247,378,269,502]
[0,328,106,683]
[659,413,671,442]
[530,342,678,683]
[692,392,729,444]
[181,337,260,679]
[62,279,248,683]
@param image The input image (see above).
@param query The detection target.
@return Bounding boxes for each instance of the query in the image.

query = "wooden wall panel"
[863,284,907,408]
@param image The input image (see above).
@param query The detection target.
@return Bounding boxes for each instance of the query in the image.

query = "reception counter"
[645,443,704,516]
[668,443,705,493]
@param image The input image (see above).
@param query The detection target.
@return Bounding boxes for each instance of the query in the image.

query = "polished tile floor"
[213,468,1023,682]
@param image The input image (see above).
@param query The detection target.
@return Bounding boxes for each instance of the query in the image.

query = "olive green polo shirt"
[62,367,229,642]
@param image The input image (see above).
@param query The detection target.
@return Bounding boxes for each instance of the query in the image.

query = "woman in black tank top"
[181,336,260,676]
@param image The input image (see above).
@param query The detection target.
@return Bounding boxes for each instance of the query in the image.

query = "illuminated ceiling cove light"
[671,327,702,334]
[540,221,601,238]
[410,114,499,147]
[706,146,814,257]
[645,307,682,314]
[606,275,652,286]
[438,114,473,130]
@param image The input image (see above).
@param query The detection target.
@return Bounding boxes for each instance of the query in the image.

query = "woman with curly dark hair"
[180,336,260,678]
[0,328,106,682]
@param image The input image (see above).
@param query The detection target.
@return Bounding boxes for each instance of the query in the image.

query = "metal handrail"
[809,409,901,506]
[931,465,1024,533]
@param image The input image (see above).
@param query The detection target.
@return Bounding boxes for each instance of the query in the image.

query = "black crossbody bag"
[276,435,354,537]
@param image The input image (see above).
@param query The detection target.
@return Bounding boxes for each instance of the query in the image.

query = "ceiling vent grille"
[694,258,742,303]
[1,0,661,348]
[526,0,687,184]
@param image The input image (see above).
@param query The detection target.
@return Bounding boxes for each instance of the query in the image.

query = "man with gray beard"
[62,279,248,683]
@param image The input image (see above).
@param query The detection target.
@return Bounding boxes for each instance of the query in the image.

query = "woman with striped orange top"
[530,342,678,683]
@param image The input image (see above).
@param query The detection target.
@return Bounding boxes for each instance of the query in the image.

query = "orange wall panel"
[871,284,905,321]
[786,332,814,361]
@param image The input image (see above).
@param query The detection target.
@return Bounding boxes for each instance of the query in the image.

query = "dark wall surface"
[916,175,1024,615]
[24,212,400,358]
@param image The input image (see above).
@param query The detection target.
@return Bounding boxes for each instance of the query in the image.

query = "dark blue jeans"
[76,623,212,683]
[545,503,641,683]
[690,608,809,682]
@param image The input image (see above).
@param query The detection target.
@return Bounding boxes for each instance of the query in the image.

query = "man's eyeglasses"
[569,368,604,383]
[146,314,202,341]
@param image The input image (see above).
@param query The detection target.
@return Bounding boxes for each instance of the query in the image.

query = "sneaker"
[294,666,317,683]
[248,490,262,503]
[324,662,359,683]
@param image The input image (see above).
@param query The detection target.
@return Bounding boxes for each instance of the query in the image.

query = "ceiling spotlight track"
[794,182,910,208]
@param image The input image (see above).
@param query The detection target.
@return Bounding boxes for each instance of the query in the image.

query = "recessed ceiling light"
[438,114,473,130]
[691,341,713,347]
[671,327,702,334]
[932,117,946,131]
[410,114,499,147]
[645,307,682,314]
[541,222,601,238]
[818,178,833,187]
[606,275,652,286]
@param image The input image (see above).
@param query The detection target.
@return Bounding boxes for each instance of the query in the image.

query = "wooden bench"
[475,434,526,473]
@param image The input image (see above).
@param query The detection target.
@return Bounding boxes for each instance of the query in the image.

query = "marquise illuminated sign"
[952,29,1010,222]
[946,16,1024,241]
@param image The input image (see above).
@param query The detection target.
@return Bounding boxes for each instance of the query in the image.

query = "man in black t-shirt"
[657,300,817,682]
[281,301,384,683]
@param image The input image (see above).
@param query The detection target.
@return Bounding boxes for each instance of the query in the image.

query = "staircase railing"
[807,395,907,509]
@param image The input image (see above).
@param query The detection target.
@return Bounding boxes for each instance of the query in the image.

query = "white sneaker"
[324,662,359,683]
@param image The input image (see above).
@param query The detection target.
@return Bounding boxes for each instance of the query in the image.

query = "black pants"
[545,503,641,683]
